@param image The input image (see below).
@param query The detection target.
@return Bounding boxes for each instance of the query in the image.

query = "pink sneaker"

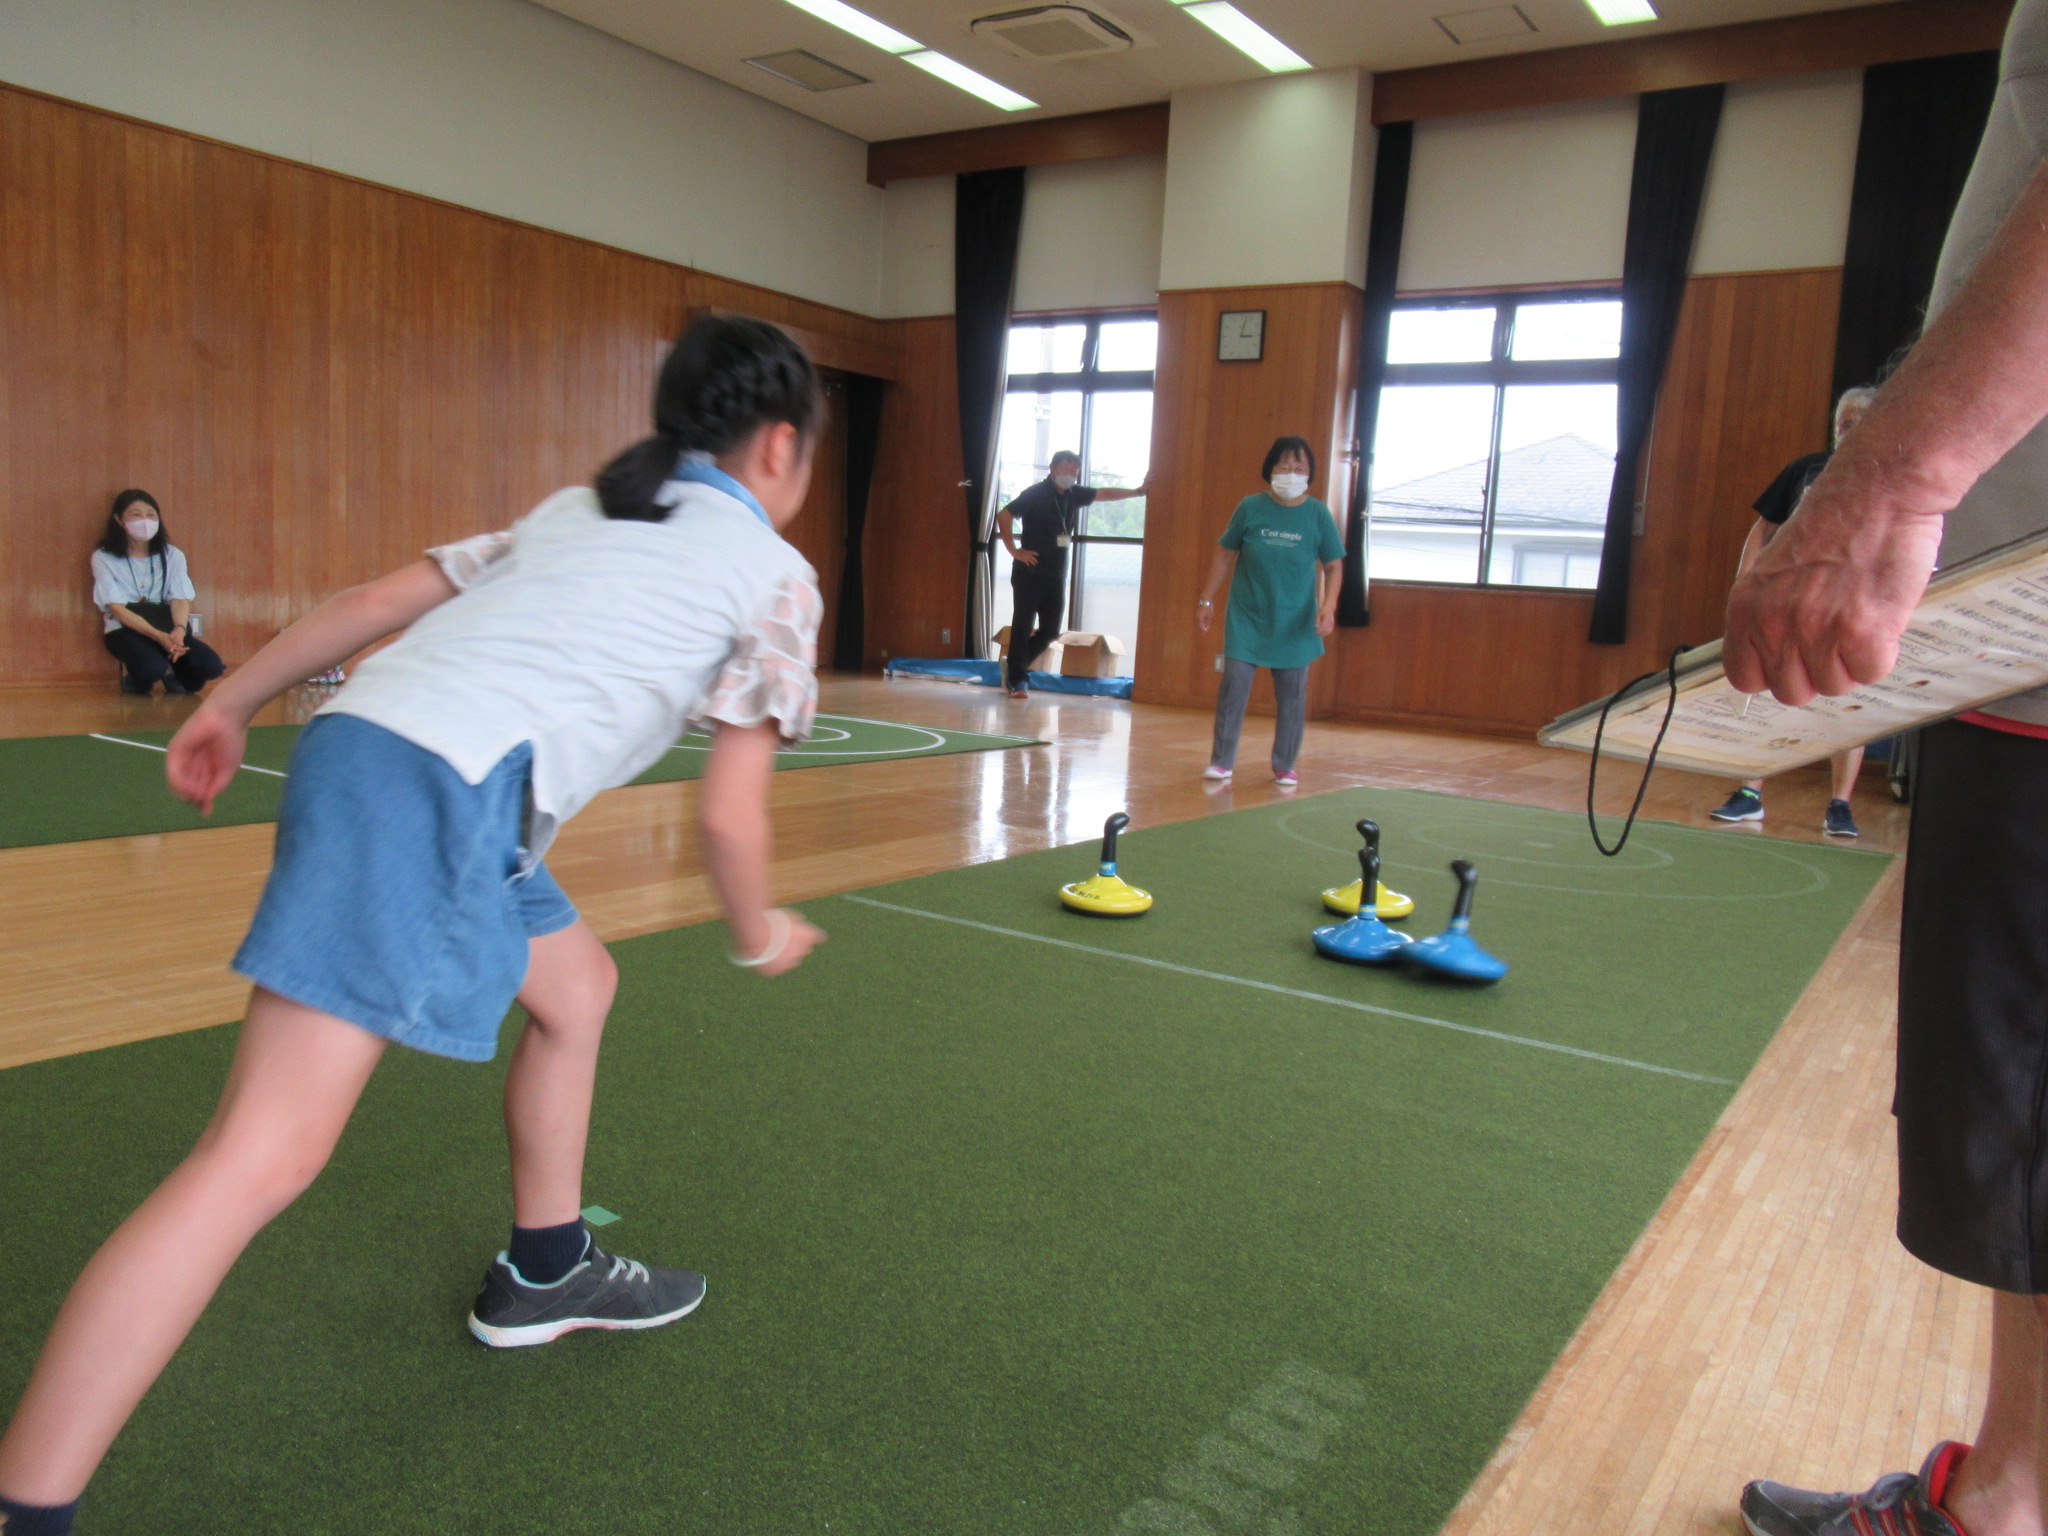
[1274,770,1299,788]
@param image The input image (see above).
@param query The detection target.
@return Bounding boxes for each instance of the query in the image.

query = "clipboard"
[1539,526,2048,778]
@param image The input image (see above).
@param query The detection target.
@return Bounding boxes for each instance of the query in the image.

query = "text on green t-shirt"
[1218,493,1345,670]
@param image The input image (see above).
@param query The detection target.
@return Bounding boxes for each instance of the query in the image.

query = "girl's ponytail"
[596,315,823,523]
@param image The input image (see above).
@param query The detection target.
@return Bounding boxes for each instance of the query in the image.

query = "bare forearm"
[1816,156,2048,522]
[1318,561,1341,612]
[207,560,455,722]
[698,721,780,953]
[1201,550,1235,602]
[108,605,165,643]
[170,600,190,630]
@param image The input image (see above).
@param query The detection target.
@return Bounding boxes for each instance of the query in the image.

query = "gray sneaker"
[1740,1441,1971,1536]
[467,1242,706,1348]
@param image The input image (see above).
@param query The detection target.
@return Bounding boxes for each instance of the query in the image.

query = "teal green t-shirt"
[1219,494,1345,669]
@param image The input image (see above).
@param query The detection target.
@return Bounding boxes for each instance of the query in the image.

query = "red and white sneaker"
[1740,1441,1973,1536]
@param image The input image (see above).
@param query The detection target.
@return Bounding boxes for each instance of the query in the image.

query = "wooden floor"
[0,677,1968,1533]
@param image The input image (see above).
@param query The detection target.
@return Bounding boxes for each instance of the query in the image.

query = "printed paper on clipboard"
[1539,527,2048,778]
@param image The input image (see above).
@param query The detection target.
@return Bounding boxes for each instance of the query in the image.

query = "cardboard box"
[1054,631,1128,679]
[993,625,1062,673]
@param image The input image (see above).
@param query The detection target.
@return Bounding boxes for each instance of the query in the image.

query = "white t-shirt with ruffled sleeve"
[319,479,820,863]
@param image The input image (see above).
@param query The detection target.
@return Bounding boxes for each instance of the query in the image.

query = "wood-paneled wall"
[864,316,968,668]
[0,81,895,683]
[1134,267,1841,736]
[1136,283,1363,718]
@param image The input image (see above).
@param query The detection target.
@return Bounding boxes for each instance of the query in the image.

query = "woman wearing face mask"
[91,490,228,697]
[1194,437,1344,787]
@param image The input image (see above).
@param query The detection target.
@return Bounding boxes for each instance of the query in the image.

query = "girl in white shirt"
[90,491,227,696]
[0,316,829,1534]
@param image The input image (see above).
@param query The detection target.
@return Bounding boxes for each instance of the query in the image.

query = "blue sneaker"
[1823,799,1859,838]
[1740,1441,1972,1536]
[1712,788,1765,822]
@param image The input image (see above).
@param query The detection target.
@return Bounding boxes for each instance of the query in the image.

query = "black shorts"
[1898,717,2048,1292]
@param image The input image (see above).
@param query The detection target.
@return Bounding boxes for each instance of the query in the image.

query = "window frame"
[1375,288,1622,592]
[997,310,1157,642]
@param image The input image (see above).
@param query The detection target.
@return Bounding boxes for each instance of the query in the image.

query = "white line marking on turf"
[843,895,1735,1086]
[89,733,287,779]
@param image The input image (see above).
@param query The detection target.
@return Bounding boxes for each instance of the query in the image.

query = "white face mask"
[1052,473,1078,491]
[126,518,160,541]
[1270,472,1309,499]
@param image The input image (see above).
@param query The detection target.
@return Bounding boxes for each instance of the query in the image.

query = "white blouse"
[91,547,197,633]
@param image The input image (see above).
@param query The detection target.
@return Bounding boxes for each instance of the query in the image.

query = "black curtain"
[954,166,1027,659]
[834,373,887,671]
[1588,84,1725,645]
[1339,121,1414,628]
[1832,52,1999,398]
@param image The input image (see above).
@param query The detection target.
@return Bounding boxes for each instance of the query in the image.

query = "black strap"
[1586,644,1687,857]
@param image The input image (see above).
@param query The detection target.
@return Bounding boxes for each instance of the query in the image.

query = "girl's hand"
[166,702,248,815]
[1196,599,1213,634]
[733,908,825,977]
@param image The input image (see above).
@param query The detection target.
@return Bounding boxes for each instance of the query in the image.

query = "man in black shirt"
[1708,386,1877,835]
[997,451,1147,697]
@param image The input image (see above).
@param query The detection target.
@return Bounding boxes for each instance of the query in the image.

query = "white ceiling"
[537,0,1878,144]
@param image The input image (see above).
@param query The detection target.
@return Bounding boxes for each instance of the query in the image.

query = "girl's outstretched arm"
[698,720,822,978]
[167,560,459,814]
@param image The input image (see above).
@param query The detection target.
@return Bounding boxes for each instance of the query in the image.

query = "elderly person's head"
[1833,386,1878,446]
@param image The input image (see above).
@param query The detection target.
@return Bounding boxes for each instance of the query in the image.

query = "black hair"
[1261,437,1316,485]
[596,314,825,523]
[1050,450,1081,469]
[97,489,169,558]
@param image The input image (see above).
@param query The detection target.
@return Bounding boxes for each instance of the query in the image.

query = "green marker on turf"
[581,1205,620,1226]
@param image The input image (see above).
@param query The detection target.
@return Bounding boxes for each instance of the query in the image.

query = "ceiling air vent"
[1433,5,1537,43]
[969,5,1135,60]
[744,49,872,92]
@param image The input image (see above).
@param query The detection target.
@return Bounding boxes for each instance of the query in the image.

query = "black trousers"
[1006,564,1066,688]
[105,626,227,693]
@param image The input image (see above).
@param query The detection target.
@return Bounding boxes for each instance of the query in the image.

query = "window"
[990,313,1156,674]
[1369,295,1621,590]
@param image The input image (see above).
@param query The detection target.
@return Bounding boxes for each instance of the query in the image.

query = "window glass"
[994,390,1083,514]
[1005,322,1086,375]
[1509,301,1623,361]
[1096,320,1158,372]
[1082,391,1151,537]
[1486,384,1616,588]
[1073,543,1141,675]
[1368,385,1497,585]
[1387,307,1496,364]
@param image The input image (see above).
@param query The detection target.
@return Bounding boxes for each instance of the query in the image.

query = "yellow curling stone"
[1059,872,1154,916]
[1319,878,1416,920]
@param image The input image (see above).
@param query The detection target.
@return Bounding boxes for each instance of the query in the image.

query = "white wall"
[1160,69,1375,291]
[1397,73,1864,292]
[1692,72,1862,274]
[1400,98,1637,291]
[879,175,957,319]
[0,0,885,316]
[1016,156,1168,313]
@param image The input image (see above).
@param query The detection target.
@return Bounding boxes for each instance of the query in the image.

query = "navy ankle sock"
[0,1493,80,1535]
[508,1220,589,1285]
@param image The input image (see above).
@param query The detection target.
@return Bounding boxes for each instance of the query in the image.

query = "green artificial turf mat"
[0,714,1039,849]
[0,786,1891,1535]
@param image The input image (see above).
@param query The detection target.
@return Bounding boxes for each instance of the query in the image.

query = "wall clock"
[1217,309,1265,362]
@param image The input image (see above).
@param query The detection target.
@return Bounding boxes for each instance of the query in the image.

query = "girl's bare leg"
[0,990,385,1505]
[503,921,618,1230]
[1830,745,1867,803]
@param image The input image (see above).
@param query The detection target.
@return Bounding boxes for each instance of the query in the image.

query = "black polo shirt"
[1003,478,1097,577]
[1753,450,1831,526]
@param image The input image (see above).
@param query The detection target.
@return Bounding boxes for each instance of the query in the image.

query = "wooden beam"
[687,306,898,381]
[1371,0,2011,123]
[866,101,1169,186]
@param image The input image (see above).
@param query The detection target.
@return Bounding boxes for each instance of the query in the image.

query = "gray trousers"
[1211,657,1309,773]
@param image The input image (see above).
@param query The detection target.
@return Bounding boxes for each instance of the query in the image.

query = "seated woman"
[91,490,227,696]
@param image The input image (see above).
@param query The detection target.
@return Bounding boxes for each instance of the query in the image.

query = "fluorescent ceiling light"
[1583,0,1657,23]
[901,49,1039,110]
[1174,1,1312,71]
[782,0,920,54]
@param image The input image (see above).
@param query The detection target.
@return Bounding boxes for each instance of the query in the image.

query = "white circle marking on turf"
[665,714,953,757]
[1273,804,1833,901]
